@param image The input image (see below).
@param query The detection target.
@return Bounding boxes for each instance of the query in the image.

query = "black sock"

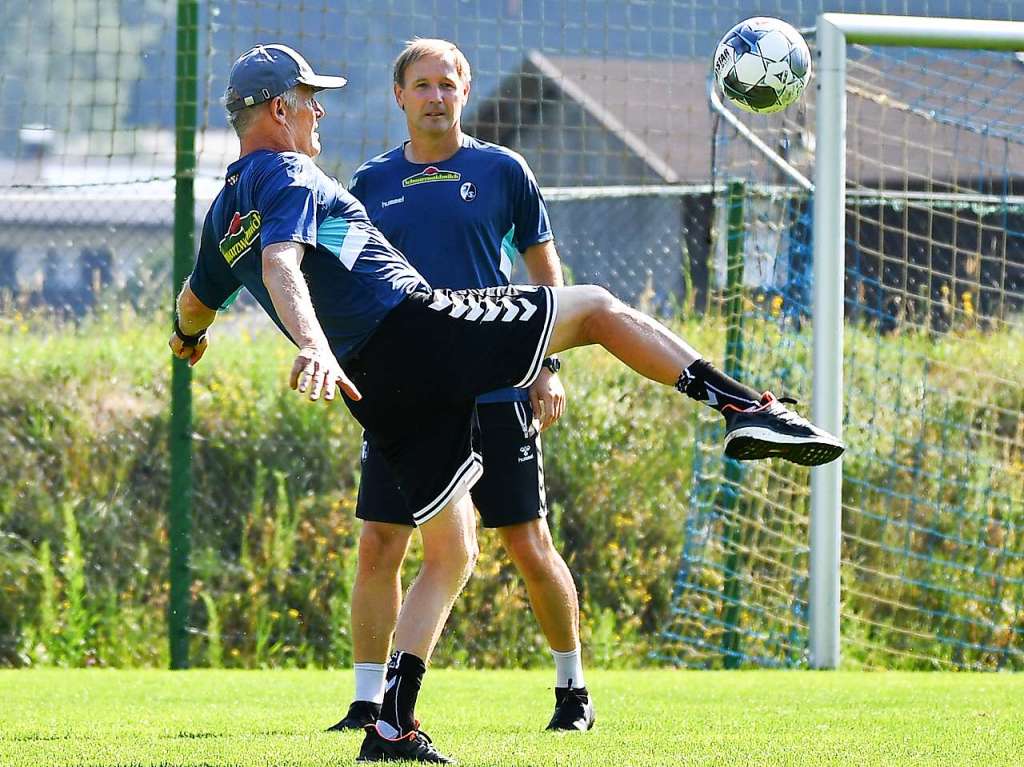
[676,359,761,412]
[378,650,426,738]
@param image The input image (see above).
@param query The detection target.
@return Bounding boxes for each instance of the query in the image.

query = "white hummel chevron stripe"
[501,298,520,322]
[518,298,537,322]
[449,295,470,318]
[512,286,557,388]
[482,298,502,322]
[429,293,453,312]
[465,297,485,321]
[337,228,371,269]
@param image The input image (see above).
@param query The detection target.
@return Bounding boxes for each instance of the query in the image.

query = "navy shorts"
[357,400,548,528]
[342,286,557,526]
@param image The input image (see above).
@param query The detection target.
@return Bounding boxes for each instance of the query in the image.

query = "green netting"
[661,41,1024,670]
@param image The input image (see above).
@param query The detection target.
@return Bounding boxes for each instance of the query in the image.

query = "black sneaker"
[723,392,845,466]
[326,700,381,732]
[356,725,455,764]
[545,686,595,731]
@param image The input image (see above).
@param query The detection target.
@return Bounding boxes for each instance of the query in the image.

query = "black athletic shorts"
[342,286,557,526]
[357,400,549,528]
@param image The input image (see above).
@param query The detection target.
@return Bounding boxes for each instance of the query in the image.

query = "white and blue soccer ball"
[713,17,811,114]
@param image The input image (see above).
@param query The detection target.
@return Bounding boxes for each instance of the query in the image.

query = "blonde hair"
[393,38,471,87]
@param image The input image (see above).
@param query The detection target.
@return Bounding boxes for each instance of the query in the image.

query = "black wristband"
[174,315,207,347]
[542,356,561,374]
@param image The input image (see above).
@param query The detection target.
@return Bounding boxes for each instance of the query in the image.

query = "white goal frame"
[810,13,1024,669]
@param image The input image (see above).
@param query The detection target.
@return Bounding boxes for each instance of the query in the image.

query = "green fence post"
[169,0,199,670]
[719,180,747,668]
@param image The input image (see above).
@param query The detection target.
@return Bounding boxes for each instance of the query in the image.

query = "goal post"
[811,13,1024,669]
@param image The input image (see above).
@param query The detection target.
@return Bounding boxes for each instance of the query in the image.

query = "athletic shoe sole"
[724,428,845,466]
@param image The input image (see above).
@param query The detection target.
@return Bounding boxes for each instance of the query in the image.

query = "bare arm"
[522,239,566,430]
[262,241,361,402]
[522,239,564,288]
[169,281,217,367]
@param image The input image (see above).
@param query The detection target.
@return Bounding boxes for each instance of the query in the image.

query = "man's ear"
[272,96,287,121]
[394,83,404,112]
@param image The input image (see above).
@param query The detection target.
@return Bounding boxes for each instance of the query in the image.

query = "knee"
[456,532,481,579]
[581,284,617,311]
[358,524,410,573]
[423,527,478,581]
[578,285,623,341]
[504,525,561,583]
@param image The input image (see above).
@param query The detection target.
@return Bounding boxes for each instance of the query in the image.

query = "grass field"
[1,670,1022,766]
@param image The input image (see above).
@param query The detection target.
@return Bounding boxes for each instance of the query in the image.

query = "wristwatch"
[174,315,207,347]
[542,356,561,374]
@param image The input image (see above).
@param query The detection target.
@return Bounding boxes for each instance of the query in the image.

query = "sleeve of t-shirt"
[257,154,319,250]
[189,210,243,311]
[348,167,366,202]
[510,154,553,253]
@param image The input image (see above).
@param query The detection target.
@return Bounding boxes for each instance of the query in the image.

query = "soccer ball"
[712,17,811,114]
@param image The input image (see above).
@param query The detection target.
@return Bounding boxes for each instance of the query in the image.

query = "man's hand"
[529,367,565,431]
[289,344,362,402]
[169,330,209,368]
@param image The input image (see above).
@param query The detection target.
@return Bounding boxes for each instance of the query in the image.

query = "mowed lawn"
[1,669,1022,766]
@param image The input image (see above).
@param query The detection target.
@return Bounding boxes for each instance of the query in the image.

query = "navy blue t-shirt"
[349,135,552,403]
[190,150,429,361]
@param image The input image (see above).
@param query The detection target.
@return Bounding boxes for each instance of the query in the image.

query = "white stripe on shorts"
[536,436,548,518]
[412,450,483,526]
[512,286,558,389]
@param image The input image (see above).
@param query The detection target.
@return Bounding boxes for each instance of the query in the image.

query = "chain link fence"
[2,0,1020,668]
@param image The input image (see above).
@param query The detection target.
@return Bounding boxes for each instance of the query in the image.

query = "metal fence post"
[169,0,199,670]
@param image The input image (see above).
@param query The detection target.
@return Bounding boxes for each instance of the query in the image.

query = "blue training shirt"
[189,150,429,361]
[349,135,553,403]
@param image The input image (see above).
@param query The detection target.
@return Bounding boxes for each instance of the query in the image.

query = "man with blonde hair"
[173,42,842,766]
[329,37,594,737]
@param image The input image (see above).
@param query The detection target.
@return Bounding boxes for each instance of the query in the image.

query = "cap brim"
[299,73,348,91]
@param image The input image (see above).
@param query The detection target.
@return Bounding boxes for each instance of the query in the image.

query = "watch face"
[544,358,560,373]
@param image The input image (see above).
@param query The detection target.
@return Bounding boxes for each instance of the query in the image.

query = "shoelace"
[766,396,811,427]
[411,729,446,758]
[566,688,589,704]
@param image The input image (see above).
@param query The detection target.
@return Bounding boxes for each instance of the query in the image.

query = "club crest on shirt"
[402,166,461,187]
[459,182,477,202]
[219,210,261,265]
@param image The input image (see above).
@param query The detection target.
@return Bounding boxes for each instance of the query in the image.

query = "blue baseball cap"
[225,44,347,113]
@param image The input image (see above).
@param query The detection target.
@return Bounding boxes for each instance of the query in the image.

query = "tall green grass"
[0,310,1021,668]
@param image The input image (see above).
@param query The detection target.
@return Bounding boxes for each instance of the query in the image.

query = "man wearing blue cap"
[170,43,844,765]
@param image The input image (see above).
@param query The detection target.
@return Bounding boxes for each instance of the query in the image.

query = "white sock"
[353,662,387,704]
[551,647,585,689]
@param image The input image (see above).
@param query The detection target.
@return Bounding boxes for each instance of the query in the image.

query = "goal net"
[661,29,1024,669]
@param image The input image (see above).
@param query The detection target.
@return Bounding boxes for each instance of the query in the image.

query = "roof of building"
[467,49,1024,188]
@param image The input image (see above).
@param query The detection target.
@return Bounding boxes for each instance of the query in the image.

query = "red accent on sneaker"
[721,391,775,414]
[373,723,419,742]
